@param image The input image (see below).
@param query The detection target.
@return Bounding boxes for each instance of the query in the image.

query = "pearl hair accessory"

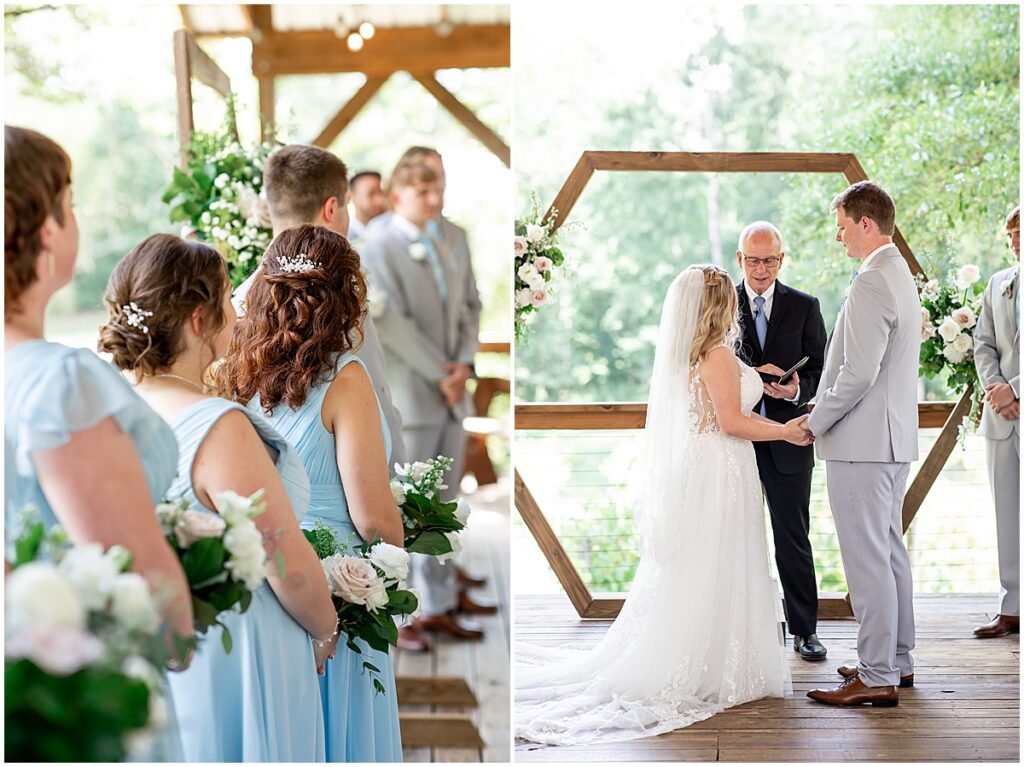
[122,301,155,334]
[278,252,320,273]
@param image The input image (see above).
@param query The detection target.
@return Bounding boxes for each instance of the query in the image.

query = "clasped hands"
[783,414,815,446]
[985,382,1020,421]
[438,361,473,407]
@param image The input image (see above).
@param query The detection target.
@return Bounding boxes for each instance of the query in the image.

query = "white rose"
[952,306,976,329]
[58,543,120,611]
[323,555,388,613]
[223,520,268,590]
[214,489,263,526]
[515,288,535,309]
[6,563,86,634]
[527,272,547,291]
[453,498,471,526]
[956,264,981,290]
[942,343,966,364]
[110,573,160,633]
[921,279,940,300]
[532,288,549,307]
[6,627,103,676]
[368,542,410,585]
[937,317,961,343]
[174,509,227,549]
[409,461,432,483]
[390,479,407,507]
[952,332,973,354]
[514,236,528,257]
[408,242,428,261]
[533,256,553,273]
[517,262,538,282]
[526,224,545,243]
[921,323,936,341]
[436,532,463,565]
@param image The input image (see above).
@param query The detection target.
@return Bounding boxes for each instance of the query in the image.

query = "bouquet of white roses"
[5,510,171,761]
[514,193,568,342]
[390,455,470,562]
[917,265,986,429]
[156,490,271,653]
[303,522,418,696]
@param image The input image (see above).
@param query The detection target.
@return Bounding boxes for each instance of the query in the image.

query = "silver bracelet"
[313,619,340,648]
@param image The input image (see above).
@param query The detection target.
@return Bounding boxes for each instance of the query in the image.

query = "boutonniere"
[408,241,427,262]
[1000,269,1018,299]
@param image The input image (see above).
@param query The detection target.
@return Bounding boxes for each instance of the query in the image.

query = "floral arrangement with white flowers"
[303,522,419,695]
[5,510,171,762]
[162,111,277,287]
[515,194,568,343]
[390,455,470,562]
[917,264,986,428]
[157,489,270,654]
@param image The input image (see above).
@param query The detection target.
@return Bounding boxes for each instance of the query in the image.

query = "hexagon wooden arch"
[515,150,972,620]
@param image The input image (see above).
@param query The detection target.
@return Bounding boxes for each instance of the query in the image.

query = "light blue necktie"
[754,295,768,416]
[419,232,447,305]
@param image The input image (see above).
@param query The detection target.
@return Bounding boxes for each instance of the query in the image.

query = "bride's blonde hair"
[689,264,739,366]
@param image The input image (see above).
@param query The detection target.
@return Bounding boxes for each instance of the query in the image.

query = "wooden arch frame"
[515,150,971,620]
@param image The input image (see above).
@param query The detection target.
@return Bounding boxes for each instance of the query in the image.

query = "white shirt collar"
[861,243,893,270]
[744,279,776,307]
[391,213,423,241]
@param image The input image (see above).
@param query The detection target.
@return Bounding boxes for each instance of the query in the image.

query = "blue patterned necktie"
[754,295,768,416]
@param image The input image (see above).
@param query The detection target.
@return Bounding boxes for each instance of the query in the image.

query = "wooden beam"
[183,32,232,99]
[514,470,593,617]
[399,713,484,749]
[396,676,478,707]
[515,401,958,431]
[411,72,510,167]
[176,4,193,33]
[312,74,390,149]
[477,340,510,354]
[580,595,853,620]
[584,151,855,175]
[173,29,194,169]
[902,388,975,532]
[251,24,510,77]
[544,152,595,230]
[257,74,275,142]
[242,4,273,39]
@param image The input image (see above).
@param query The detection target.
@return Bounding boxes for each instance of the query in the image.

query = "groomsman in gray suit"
[230,145,407,466]
[360,158,487,640]
[973,205,1020,639]
[806,181,921,707]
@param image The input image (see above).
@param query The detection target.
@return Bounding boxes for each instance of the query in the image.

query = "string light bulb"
[359,22,375,39]
[347,32,364,51]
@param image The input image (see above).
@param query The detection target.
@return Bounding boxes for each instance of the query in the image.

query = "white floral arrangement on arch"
[917,264,986,437]
[515,193,569,343]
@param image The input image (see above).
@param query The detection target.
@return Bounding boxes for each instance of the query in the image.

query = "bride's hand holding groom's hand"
[783,414,815,446]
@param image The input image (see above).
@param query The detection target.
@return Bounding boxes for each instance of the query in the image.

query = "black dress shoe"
[794,633,827,661]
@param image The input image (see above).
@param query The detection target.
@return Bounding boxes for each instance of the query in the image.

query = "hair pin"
[279,253,320,273]
[122,301,154,334]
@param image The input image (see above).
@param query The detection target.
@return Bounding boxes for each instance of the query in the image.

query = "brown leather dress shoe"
[457,590,498,615]
[973,614,1020,638]
[396,625,430,653]
[807,674,898,707]
[457,567,487,588]
[414,613,485,640]
[837,664,914,688]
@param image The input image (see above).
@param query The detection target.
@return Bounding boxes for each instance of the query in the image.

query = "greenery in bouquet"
[917,264,986,435]
[161,101,277,287]
[515,192,568,343]
[303,522,419,695]
[156,490,271,654]
[390,455,470,560]
[5,510,171,761]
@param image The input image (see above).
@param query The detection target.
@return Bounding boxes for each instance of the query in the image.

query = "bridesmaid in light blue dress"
[218,225,405,762]
[4,125,192,761]
[99,233,340,762]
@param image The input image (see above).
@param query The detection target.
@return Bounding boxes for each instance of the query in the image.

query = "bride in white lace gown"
[516,265,813,745]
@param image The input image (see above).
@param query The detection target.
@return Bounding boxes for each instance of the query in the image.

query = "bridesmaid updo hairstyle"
[689,264,740,367]
[98,234,229,376]
[214,224,367,414]
[4,126,72,319]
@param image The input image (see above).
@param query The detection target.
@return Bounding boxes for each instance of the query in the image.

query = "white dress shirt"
[744,279,799,403]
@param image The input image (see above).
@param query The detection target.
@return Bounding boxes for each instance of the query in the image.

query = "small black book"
[758,356,810,385]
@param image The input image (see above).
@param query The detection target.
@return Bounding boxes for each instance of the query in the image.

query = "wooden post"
[411,72,511,168]
[257,74,275,142]
[173,29,194,169]
[312,74,391,149]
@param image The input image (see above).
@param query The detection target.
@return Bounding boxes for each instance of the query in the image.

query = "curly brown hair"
[215,224,367,413]
[5,126,72,319]
[97,234,229,376]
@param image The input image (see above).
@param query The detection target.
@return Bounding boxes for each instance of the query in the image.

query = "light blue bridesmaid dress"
[164,396,328,762]
[251,352,403,763]
[4,339,184,761]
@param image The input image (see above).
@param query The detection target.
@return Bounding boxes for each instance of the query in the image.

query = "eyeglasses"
[741,254,782,268]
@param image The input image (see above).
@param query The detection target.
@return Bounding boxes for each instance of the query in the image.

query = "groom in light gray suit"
[972,205,1020,639]
[806,181,921,707]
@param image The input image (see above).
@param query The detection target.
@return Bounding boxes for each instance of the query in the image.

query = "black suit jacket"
[735,279,827,474]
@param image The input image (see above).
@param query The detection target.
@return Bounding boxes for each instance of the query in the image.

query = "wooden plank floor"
[515,593,1019,762]
[397,477,511,763]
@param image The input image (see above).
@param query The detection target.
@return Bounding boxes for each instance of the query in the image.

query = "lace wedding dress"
[515,268,790,746]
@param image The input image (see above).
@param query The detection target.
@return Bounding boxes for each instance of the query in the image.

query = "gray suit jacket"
[359,215,480,428]
[974,264,1020,440]
[808,245,921,462]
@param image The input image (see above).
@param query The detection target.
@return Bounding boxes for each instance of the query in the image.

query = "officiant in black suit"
[735,221,828,661]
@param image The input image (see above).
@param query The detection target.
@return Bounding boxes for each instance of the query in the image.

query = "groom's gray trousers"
[986,431,1020,615]
[826,460,915,687]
